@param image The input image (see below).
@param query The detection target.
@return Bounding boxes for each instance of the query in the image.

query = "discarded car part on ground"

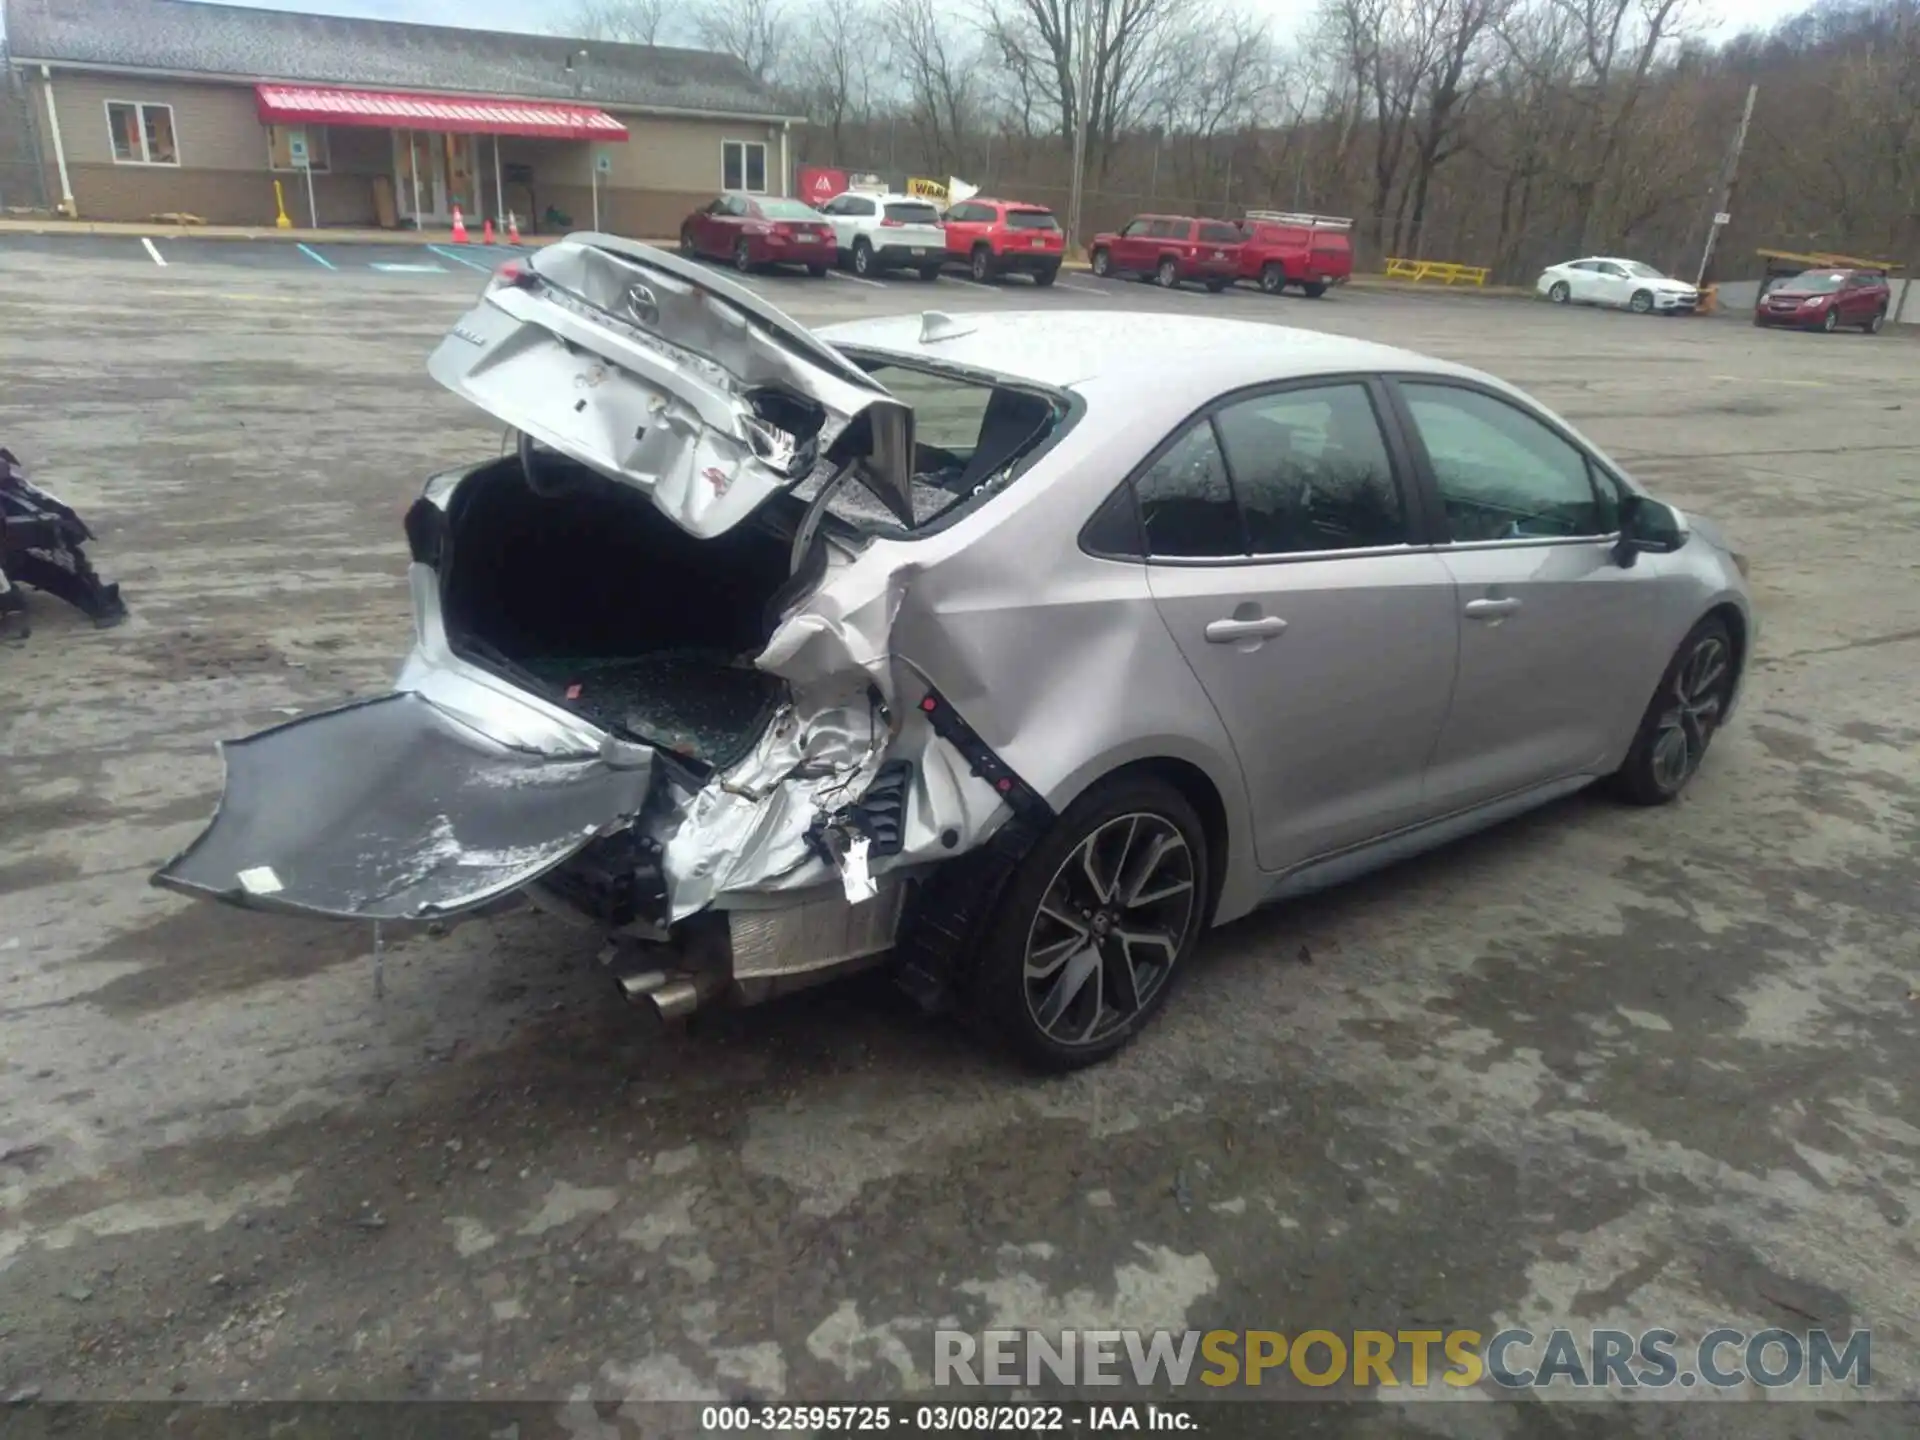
[156,239,1754,1068]
[0,447,128,633]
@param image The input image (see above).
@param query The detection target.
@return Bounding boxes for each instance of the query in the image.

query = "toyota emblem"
[624,282,660,327]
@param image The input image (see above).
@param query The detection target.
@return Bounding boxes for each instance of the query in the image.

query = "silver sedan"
[159,238,1755,1070]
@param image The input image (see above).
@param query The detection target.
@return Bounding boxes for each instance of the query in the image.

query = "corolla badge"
[623,282,660,328]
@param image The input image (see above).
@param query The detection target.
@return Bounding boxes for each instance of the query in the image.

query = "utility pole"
[1065,0,1093,251]
[1695,82,1757,290]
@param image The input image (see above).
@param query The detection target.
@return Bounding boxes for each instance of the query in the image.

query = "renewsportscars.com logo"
[934,1327,1873,1392]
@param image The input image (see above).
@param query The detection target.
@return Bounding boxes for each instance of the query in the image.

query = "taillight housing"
[880,217,904,227]
[486,259,537,295]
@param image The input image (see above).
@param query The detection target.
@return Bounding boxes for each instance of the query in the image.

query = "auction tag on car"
[840,835,878,905]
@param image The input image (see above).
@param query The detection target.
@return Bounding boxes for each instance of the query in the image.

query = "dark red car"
[940,197,1065,284]
[1234,211,1355,297]
[1089,215,1243,291]
[678,194,837,276]
[1753,268,1892,333]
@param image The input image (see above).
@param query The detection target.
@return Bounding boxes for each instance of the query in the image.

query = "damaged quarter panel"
[427,235,917,536]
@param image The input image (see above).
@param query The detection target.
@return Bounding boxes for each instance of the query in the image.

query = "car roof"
[819,310,1483,393]
[973,198,1053,210]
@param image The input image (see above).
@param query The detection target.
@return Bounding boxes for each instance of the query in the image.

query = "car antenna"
[919,311,977,343]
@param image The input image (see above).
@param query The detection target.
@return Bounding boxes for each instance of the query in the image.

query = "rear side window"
[1213,385,1405,554]
[885,202,941,225]
[1007,209,1059,231]
[1149,219,1185,239]
[1134,424,1244,557]
[1199,223,1240,244]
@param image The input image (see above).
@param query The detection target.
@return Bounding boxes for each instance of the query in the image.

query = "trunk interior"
[437,455,802,773]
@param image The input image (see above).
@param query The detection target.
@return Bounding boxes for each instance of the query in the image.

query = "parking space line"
[295,243,337,270]
[1055,279,1109,296]
[140,237,167,267]
[949,276,997,291]
[428,244,494,273]
[827,270,885,290]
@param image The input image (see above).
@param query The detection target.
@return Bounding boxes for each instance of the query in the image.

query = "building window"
[266,125,331,173]
[723,139,768,194]
[106,101,178,165]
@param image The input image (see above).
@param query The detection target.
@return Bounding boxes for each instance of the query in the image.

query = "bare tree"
[694,0,789,84]
[881,0,981,175]
[789,0,883,159]
[560,0,673,45]
[1157,13,1277,206]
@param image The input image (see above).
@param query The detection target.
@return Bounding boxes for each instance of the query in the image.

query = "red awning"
[254,84,629,142]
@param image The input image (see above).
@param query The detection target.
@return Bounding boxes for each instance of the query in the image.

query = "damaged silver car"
[157,236,1754,1068]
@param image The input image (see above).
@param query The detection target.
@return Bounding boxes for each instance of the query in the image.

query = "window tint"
[1135,423,1245,557]
[1121,219,1149,237]
[1213,385,1405,554]
[1007,209,1059,230]
[1402,383,1610,541]
[885,201,941,224]
[755,198,819,220]
[1149,219,1184,239]
[1199,222,1240,244]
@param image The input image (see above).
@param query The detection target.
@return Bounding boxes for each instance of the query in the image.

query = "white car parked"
[1538,257,1700,314]
[815,191,948,281]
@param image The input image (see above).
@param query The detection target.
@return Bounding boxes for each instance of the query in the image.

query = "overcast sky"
[208,0,1814,44]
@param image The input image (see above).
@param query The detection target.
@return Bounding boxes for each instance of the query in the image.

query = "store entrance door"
[395,132,479,225]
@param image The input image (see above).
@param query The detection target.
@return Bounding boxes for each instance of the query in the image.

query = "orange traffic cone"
[507,212,521,246]
[450,204,469,244]
[483,218,495,245]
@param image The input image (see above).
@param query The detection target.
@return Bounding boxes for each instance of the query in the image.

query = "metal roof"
[2,0,798,120]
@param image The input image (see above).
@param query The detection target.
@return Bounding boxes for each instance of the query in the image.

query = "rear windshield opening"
[757,198,823,221]
[885,202,942,225]
[798,360,1067,532]
[1007,209,1060,231]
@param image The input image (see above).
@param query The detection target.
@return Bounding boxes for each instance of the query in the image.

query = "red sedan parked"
[1088,215,1242,290]
[679,194,837,276]
[1752,268,1893,333]
[941,197,1065,284]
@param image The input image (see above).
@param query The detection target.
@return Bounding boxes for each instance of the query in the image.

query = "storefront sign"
[799,166,848,205]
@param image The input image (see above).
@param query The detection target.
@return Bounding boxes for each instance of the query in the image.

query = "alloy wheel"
[1649,634,1729,793]
[1631,290,1653,313]
[1868,311,1885,334]
[1156,259,1178,288]
[971,249,991,282]
[1549,281,1570,304]
[734,241,752,273]
[1261,265,1283,294]
[1022,813,1196,1047]
[1091,248,1110,277]
[854,243,874,277]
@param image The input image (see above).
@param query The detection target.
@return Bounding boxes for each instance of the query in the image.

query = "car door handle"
[1464,597,1522,619]
[1205,616,1289,643]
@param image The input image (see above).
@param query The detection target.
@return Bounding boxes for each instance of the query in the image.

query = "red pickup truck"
[1089,215,1243,291]
[1234,211,1355,297]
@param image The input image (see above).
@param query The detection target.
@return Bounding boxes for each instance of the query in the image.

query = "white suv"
[816,191,947,281]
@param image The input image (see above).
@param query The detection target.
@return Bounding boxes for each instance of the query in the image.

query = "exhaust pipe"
[617,969,669,1002]
[651,979,702,1020]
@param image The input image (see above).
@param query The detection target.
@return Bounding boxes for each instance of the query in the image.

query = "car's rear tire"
[1155,257,1179,288]
[919,264,942,282]
[1259,263,1285,294]
[1301,282,1328,299]
[1610,615,1736,807]
[1548,280,1571,304]
[1630,288,1654,314]
[1033,265,1058,287]
[807,264,828,278]
[733,239,754,274]
[852,240,876,278]
[970,246,995,283]
[1867,308,1886,333]
[1090,246,1111,278]
[966,775,1209,1070]
[1204,278,1228,293]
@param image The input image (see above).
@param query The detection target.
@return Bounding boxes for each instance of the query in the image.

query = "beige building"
[2,0,802,237]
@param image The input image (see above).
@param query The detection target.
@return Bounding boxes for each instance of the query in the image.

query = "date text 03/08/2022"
[698,1404,1197,1431]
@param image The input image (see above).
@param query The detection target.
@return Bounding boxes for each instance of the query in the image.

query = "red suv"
[1234,211,1355,297]
[1753,268,1892,333]
[942,197,1065,285]
[1089,215,1243,291]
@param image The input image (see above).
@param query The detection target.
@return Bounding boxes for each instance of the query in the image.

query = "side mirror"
[1613,495,1686,568]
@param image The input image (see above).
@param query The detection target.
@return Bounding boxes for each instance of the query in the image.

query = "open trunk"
[433,453,801,774]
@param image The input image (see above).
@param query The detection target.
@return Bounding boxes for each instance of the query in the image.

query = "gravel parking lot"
[2,239,1917,1432]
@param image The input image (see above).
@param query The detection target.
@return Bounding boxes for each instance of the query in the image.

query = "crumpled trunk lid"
[154,692,653,922]
[427,235,916,539]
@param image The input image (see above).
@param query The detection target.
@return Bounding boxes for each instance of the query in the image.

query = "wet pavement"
[0,239,1917,1433]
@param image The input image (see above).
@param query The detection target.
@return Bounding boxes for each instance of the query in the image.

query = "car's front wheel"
[1548,280,1571,304]
[1155,257,1180,288]
[1867,308,1887,334]
[1821,308,1839,332]
[1612,615,1736,806]
[969,776,1209,1070]
[679,228,697,258]
[1090,246,1111,277]
[733,240,755,273]
[1630,288,1654,314]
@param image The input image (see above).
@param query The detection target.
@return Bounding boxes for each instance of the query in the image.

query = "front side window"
[1401,382,1611,541]
[1212,384,1405,554]
[108,101,178,165]
[1134,422,1244,558]
[1121,218,1150,237]
[722,139,768,193]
